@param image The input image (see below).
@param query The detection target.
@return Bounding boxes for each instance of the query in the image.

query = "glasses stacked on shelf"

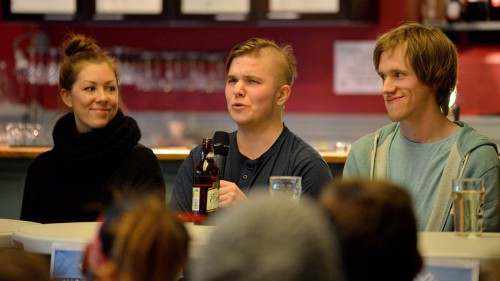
[112,48,227,93]
[0,122,43,146]
[13,32,227,94]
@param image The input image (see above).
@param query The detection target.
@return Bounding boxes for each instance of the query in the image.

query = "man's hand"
[219,180,248,208]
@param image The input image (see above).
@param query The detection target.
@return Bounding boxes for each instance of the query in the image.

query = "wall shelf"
[438,21,500,32]
[435,21,500,47]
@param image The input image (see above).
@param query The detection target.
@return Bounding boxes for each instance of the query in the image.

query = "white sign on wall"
[181,0,250,14]
[334,40,380,95]
[96,0,163,14]
[269,0,339,13]
[11,0,76,14]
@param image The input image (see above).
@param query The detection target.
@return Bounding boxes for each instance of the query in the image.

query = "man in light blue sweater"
[343,22,500,232]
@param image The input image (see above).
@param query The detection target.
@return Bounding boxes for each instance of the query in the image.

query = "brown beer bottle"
[192,138,220,224]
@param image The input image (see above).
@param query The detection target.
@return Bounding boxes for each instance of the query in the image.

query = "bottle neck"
[200,138,213,160]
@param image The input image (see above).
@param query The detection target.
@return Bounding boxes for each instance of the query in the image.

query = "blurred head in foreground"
[83,194,190,281]
[320,179,422,281]
[192,193,345,281]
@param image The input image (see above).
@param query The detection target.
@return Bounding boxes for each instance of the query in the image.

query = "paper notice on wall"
[96,0,162,14]
[334,40,380,95]
[269,0,339,13]
[181,0,250,14]
[11,0,76,14]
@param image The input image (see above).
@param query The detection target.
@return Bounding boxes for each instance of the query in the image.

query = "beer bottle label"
[207,182,220,212]
[192,187,200,211]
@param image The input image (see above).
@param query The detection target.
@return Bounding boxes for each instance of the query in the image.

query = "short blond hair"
[225,37,298,87]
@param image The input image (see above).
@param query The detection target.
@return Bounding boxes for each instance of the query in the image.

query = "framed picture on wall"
[263,0,378,22]
[92,0,168,21]
[3,0,77,21]
[172,0,251,22]
[1,0,169,22]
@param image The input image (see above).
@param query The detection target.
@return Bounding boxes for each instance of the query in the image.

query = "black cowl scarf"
[20,110,166,223]
[52,110,140,165]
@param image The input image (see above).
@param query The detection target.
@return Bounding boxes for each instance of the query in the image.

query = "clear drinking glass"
[452,178,485,237]
[269,176,302,201]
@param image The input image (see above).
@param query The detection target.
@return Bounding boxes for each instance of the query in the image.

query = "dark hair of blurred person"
[20,33,166,223]
[0,249,51,281]
[320,179,422,281]
[82,194,190,281]
[191,193,345,281]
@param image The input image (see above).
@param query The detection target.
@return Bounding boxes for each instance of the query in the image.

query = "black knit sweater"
[20,111,166,223]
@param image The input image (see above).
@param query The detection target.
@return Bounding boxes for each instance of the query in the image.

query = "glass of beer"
[452,178,485,237]
[269,176,302,201]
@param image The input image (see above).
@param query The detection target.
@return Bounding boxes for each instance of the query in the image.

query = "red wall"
[457,46,500,115]
[0,1,411,114]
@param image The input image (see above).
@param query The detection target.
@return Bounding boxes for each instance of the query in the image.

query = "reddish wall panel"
[457,46,500,115]
[0,1,410,114]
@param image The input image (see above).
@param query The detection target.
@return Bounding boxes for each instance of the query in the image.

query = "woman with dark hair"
[20,34,165,223]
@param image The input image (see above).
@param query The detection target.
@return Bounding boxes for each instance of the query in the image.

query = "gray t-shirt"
[388,127,461,230]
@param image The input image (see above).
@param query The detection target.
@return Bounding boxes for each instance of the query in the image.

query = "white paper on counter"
[50,242,86,280]
[334,40,380,95]
[96,0,162,14]
[11,0,76,14]
[269,0,339,13]
[181,0,250,14]
[415,257,479,281]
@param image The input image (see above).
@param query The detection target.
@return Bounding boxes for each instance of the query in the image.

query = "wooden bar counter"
[0,146,348,163]
[0,146,347,220]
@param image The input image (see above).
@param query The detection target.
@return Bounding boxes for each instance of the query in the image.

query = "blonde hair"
[225,37,298,87]
[102,195,190,281]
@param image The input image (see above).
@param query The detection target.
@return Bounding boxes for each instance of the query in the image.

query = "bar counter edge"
[0,146,348,163]
[0,146,347,220]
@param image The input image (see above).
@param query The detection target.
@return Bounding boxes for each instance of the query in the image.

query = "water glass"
[452,178,485,237]
[269,176,302,201]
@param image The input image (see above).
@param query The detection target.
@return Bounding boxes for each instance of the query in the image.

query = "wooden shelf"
[438,21,500,32]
